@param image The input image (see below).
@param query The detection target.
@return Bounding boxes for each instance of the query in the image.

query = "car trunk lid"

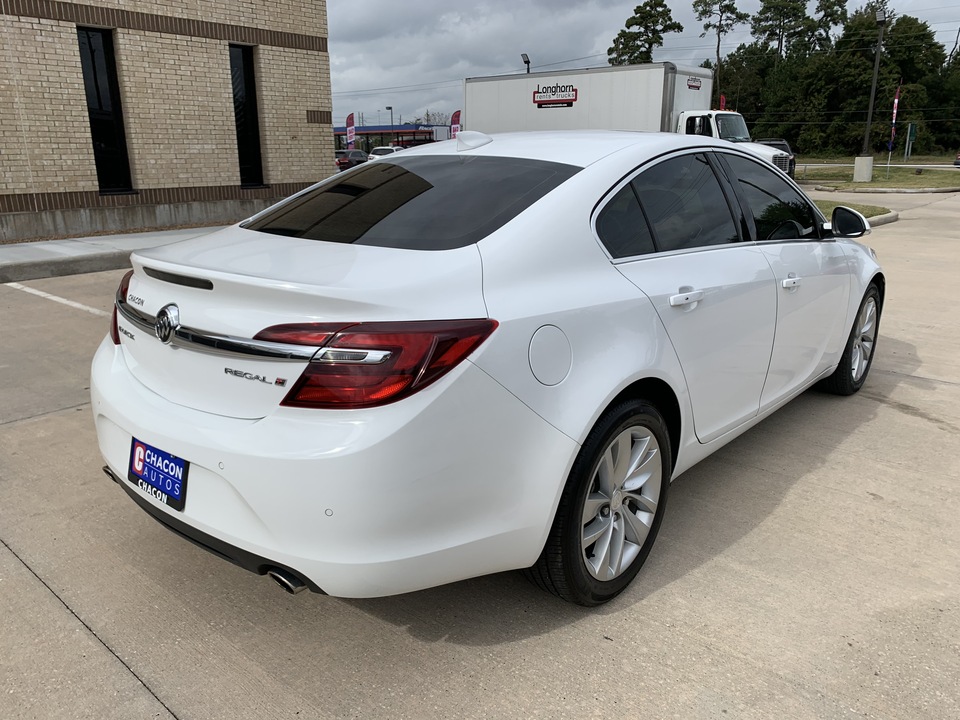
[116,227,487,419]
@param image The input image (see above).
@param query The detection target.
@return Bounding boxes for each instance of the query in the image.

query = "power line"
[333,79,462,97]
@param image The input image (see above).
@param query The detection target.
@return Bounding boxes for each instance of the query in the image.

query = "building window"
[229,45,264,187]
[77,27,133,193]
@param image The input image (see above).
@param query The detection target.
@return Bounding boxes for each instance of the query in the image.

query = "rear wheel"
[526,400,671,606]
[822,284,881,396]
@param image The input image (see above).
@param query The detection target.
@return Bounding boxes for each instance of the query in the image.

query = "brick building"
[0,0,333,241]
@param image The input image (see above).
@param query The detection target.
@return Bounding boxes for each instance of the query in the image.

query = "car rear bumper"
[90,337,578,597]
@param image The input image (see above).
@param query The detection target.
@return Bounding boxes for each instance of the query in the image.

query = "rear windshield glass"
[243,155,581,250]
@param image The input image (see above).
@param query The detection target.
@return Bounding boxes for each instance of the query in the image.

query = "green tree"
[752,50,849,153]
[608,0,684,65]
[693,0,750,105]
[884,15,945,83]
[812,0,848,50]
[713,3,956,154]
[751,0,812,57]
[928,56,960,151]
[827,6,910,153]
[717,42,779,118]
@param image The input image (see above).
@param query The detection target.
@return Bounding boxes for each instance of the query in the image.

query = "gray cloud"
[328,0,959,127]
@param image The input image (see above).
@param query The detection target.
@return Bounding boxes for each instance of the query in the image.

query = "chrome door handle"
[669,290,704,307]
[782,275,801,289]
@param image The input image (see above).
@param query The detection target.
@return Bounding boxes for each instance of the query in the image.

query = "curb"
[0,250,131,284]
[868,211,899,227]
[813,185,960,194]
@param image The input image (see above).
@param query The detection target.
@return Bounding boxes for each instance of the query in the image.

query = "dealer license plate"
[128,438,189,512]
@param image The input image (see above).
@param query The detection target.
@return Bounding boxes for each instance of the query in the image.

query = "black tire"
[525,400,671,606]
[821,284,882,396]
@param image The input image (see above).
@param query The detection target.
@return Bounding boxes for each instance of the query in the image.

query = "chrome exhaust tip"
[102,466,120,483]
[266,568,307,594]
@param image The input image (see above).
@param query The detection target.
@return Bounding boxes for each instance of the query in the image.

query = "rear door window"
[244,155,580,250]
[631,153,740,253]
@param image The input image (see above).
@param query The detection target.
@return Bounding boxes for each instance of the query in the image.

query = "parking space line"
[4,282,110,318]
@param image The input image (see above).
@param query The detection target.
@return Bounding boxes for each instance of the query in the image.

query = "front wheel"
[526,400,671,606]
[822,284,882,396]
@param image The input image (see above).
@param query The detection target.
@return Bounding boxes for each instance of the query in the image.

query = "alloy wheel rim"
[580,425,662,582]
[851,297,878,382]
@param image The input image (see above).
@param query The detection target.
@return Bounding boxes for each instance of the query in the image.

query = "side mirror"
[829,206,871,238]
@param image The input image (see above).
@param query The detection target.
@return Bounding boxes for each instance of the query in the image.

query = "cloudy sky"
[327,0,959,128]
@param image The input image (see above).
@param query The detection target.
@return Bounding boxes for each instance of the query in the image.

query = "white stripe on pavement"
[5,282,110,318]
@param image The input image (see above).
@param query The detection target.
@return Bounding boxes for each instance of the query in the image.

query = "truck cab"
[677,110,793,176]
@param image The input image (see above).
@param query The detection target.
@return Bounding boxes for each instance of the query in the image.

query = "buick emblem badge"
[155,304,180,344]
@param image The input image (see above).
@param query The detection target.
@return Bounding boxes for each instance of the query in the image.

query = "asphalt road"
[2,193,959,719]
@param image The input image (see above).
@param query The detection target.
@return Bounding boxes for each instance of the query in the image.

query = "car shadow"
[340,335,921,645]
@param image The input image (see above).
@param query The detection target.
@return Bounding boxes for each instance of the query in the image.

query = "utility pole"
[855,9,887,182]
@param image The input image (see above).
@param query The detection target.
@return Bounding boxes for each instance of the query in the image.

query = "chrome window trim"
[609,239,759,265]
[115,293,319,361]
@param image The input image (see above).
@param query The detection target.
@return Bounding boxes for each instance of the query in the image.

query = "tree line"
[608,0,960,155]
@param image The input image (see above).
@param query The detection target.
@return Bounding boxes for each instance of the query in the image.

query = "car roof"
[397,130,734,168]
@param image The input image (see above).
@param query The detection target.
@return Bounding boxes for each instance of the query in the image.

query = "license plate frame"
[127,438,189,512]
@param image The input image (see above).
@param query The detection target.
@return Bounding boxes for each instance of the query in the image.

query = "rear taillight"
[111,270,134,345]
[254,320,498,409]
[254,323,350,347]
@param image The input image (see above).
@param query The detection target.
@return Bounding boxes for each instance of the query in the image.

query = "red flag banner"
[451,110,461,138]
[346,113,356,149]
[889,82,901,150]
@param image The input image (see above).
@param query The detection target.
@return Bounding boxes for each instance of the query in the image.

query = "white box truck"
[463,63,791,173]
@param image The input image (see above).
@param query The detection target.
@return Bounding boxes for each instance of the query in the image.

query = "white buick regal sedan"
[91,131,884,606]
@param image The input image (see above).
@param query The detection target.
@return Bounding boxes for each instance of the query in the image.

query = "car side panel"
[471,201,694,460]
[616,245,778,443]
[759,241,851,409]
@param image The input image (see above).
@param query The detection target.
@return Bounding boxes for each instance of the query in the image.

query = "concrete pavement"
[0,192,958,718]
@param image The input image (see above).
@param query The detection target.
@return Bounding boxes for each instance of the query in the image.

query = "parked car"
[953,150,960,168]
[754,138,796,177]
[368,146,404,160]
[93,131,884,606]
[335,149,369,171]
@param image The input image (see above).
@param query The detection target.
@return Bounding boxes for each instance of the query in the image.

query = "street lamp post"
[521,53,530,73]
[385,105,394,145]
[854,9,887,182]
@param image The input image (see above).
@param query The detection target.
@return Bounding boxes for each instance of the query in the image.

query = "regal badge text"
[225,368,287,386]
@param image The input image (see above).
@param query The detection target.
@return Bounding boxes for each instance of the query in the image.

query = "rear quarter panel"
[470,164,693,455]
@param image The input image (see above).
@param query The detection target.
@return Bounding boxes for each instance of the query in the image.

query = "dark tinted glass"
[632,154,739,252]
[722,154,817,241]
[77,28,132,192]
[245,155,580,250]
[596,185,656,258]
[230,44,264,187]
